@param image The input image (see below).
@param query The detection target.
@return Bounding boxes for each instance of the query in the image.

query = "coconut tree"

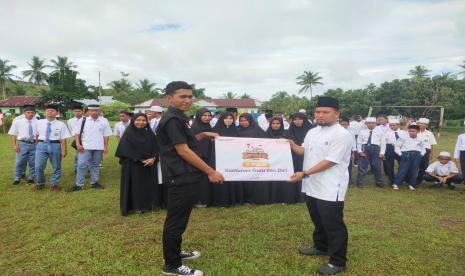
[22,56,48,85]
[136,79,156,93]
[221,91,238,99]
[0,59,18,100]
[458,60,465,79]
[408,65,430,79]
[49,56,77,73]
[296,70,323,98]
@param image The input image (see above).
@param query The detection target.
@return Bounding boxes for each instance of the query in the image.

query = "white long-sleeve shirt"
[357,128,386,154]
[394,136,426,156]
[454,133,465,159]
[417,130,437,150]
[384,129,407,146]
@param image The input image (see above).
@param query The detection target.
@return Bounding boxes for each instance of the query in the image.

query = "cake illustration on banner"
[241,143,271,167]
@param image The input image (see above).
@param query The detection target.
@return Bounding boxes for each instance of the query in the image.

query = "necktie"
[395,131,399,140]
[152,120,158,132]
[45,122,51,142]
[28,121,34,141]
[367,130,372,145]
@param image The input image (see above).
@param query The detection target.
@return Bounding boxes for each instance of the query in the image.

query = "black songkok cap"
[45,104,60,111]
[71,103,84,110]
[408,124,420,130]
[316,96,339,110]
[23,104,36,112]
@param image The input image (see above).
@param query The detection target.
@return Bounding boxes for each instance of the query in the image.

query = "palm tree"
[458,60,465,79]
[296,70,323,98]
[222,91,238,99]
[408,65,430,79]
[136,79,156,93]
[22,56,48,85]
[240,93,251,99]
[49,56,77,73]
[0,59,18,100]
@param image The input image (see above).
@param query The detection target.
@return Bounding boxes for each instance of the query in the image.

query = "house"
[77,96,117,106]
[0,96,39,115]
[133,98,262,114]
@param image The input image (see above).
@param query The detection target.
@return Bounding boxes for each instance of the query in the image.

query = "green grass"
[1,129,465,275]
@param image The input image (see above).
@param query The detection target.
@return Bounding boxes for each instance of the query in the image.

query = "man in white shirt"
[423,151,463,189]
[289,96,352,275]
[392,124,425,190]
[376,115,389,133]
[257,110,269,131]
[148,105,163,133]
[33,104,72,191]
[382,119,407,185]
[8,105,38,185]
[67,104,84,172]
[114,111,131,142]
[454,121,465,176]
[416,118,437,185]
[356,117,386,187]
[348,115,366,166]
[70,104,112,191]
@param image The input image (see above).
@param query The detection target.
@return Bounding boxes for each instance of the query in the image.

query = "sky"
[1,0,464,100]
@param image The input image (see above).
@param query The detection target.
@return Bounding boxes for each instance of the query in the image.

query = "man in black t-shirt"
[157,81,224,276]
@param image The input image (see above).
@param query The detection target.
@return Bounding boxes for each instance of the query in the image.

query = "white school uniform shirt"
[417,130,437,150]
[425,161,459,176]
[351,135,357,152]
[67,117,83,136]
[74,116,112,150]
[453,133,465,159]
[8,116,38,141]
[348,120,366,136]
[302,124,353,202]
[357,128,386,154]
[35,119,71,141]
[394,136,426,156]
[257,114,268,131]
[375,124,389,133]
[114,121,130,138]
[385,129,407,145]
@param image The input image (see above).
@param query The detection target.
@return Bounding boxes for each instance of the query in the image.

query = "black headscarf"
[287,112,314,145]
[265,117,286,139]
[237,113,266,138]
[191,108,212,135]
[212,112,239,137]
[115,113,159,161]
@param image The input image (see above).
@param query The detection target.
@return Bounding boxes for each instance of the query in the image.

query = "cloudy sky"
[1,0,464,100]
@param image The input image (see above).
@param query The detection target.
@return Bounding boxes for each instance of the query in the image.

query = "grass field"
[1,128,465,275]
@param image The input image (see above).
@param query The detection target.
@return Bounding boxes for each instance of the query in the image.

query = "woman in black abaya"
[237,113,271,204]
[190,108,213,207]
[115,113,160,216]
[210,112,244,207]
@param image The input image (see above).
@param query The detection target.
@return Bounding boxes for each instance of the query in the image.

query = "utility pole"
[98,71,102,104]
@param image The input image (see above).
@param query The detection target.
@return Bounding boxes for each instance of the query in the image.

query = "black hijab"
[265,117,286,138]
[287,112,314,145]
[212,112,239,137]
[191,108,212,135]
[115,113,158,161]
[237,113,266,138]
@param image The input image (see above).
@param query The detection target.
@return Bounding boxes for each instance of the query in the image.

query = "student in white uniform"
[339,117,357,186]
[392,124,425,190]
[114,111,131,142]
[257,110,269,131]
[423,151,463,189]
[67,104,84,172]
[416,118,437,185]
[148,105,163,133]
[348,115,366,166]
[356,117,386,187]
[453,121,465,176]
[381,119,407,185]
[289,96,352,275]
[376,115,389,133]
[8,105,38,185]
[70,104,112,191]
[34,104,72,191]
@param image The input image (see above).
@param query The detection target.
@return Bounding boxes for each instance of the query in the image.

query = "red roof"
[139,98,258,108]
[0,96,38,107]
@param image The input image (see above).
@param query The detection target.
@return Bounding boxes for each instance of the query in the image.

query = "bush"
[100,101,131,119]
[1,115,16,134]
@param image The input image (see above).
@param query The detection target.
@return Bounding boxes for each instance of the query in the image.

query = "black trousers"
[383,144,401,184]
[305,196,348,267]
[416,149,431,185]
[163,174,201,268]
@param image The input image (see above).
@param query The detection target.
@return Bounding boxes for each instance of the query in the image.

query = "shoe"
[180,251,201,260]
[299,247,327,256]
[50,185,61,192]
[33,185,45,191]
[392,184,399,190]
[408,185,416,191]
[12,180,20,185]
[91,182,104,189]
[317,263,346,275]
[162,264,203,276]
[68,185,83,192]
[448,183,456,189]
[376,184,384,188]
[27,179,35,184]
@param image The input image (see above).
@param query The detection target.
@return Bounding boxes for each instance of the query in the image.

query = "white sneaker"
[180,251,201,260]
[392,184,399,190]
[408,185,416,191]
[162,264,203,276]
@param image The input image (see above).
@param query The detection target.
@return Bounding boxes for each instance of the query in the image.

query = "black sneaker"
[162,264,203,276]
[68,185,83,192]
[317,263,346,275]
[299,247,327,256]
[27,179,35,184]
[91,182,104,189]
[180,251,201,260]
[12,180,20,185]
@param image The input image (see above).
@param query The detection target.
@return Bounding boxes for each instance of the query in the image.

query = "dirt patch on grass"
[438,218,464,231]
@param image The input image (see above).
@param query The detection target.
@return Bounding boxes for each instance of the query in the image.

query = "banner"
[215,137,294,181]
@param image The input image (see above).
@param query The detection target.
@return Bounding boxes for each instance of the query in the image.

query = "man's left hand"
[290,172,304,183]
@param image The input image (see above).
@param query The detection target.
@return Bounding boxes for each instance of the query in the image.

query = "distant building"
[77,96,116,106]
[0,96,39,115]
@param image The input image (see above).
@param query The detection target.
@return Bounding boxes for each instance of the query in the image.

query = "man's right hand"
[77,144,84,153]
[13,145,20,153]
[359,152,366,157]
[208,171,224,184]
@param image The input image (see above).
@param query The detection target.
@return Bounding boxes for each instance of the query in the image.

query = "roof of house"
[0,96,38,107]
[134,98,261,108]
